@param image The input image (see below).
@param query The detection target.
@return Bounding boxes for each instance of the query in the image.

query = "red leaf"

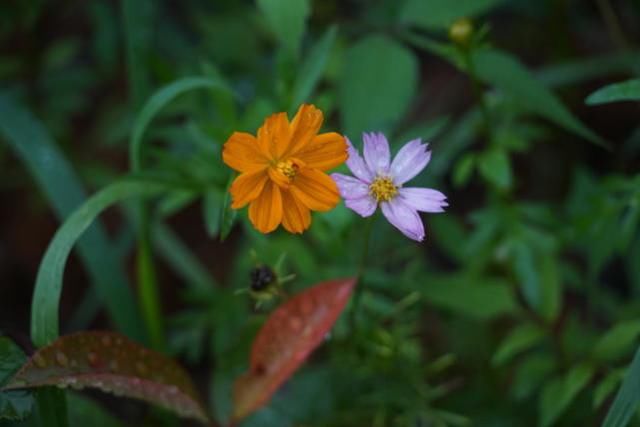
[2,331,210,424]
[232,277,356,422]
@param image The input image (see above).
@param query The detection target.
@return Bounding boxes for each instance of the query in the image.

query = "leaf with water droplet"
[0,336,34,421]
[1,332,209,424]
[232,278,356,421]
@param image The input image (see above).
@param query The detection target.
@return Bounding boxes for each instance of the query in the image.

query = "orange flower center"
[369,176,398,202]
[276,160,299,181]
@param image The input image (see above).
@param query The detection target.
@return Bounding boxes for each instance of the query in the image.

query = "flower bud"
[449,18,474,46]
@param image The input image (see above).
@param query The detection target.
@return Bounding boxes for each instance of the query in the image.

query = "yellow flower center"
[369,176,398,202]
[276,160,299,180]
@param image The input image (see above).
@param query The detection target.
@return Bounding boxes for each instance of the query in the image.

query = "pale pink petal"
[345,138,373,183]
[380,198,425,242]
[390,139,431,185]
[331,173,369,199]
[399,187,448,212]
[363,132,390,176]
[345,195,377,217]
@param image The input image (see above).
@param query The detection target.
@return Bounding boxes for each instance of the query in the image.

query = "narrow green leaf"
[30,177,176,348]
[339,35,418,138]
[0,94,144,341]
[257,0,310,57]
[478,148,512,191]
[602,345,640,427]
[130,76,231,172]
[121,0,153,108]
[472,49,608,148]
[0,337,33,421]
[290,25,337,108]
[586,79,640,105]
[594,370,624,409]
[539,364,594,427]
[203,189,223,238]
[3,332,209,424]
[220,173,237,241]
[594,321,640,362]
[492,324,545,366]
[398,0,504,29]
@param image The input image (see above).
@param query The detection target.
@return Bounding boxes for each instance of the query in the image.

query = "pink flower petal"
[331,173,369,199]
[390,139,431,185]
[345,196,377,217]
[345,138,373,183]
[380,199,425,242]
[399,187,448,212]
[363,132,390,176]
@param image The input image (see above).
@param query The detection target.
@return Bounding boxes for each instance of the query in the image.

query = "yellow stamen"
[369,176,398,202]
[276,160,299,180]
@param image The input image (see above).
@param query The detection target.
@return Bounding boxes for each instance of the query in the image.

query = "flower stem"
[350,215,376,331]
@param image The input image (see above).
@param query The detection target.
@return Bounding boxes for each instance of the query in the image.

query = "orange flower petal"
[230,170,269,209]
[289,168,339,212]
[258,112,290,159]
[223,132,269,172]
[296,132,347,171]
[281,190,311,233]
[286,104,323,157]
[248,181,283,233]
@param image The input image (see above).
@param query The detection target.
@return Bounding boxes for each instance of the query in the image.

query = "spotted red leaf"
[1,331,209,424]
[232,277,356,421]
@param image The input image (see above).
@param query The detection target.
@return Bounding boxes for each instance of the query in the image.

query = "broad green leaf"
[0,94,144,342]
[492,324,545,366]
[594,321,640,362]
[31,177,178,347]
[422,275,517,320]
[512,354,555,401]
[586,79,640,105]
[130,76,231,171]
[291,26,337,108]
[594,370,624,409]
[339,35,418,138]
[2,332,209,424]
[539,364,595,427]
[478,148,512,191]
[0,337,33,420]
[257,0,310,57]
[602,345,640,427]
[398,0,504,29]
[472,49,607,147]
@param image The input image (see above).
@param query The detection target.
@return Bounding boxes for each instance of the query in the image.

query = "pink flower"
[331,132,447,241]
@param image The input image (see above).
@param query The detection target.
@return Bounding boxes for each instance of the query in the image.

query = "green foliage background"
[1,0,640,426]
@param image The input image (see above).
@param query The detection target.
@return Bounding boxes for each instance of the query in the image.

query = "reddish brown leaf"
[1,331,210,424]
[232,277,356,421]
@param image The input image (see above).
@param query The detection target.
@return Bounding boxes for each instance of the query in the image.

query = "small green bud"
[449,18,474,46]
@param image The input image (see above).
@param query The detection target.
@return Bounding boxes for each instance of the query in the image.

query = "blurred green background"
[1,0,640,426]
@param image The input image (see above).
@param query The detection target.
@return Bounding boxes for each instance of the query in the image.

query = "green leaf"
[602,345,640,427]
[257,0,310,57]
[290,26,337,108]
[586,79,640,105]
[3,332,209,424]
[121,0,153,108]
[67,393,123,427]
[539,363,594,427]
[453,153,476,188]
[203,189,223,238]
[220,173,237,241]
[0,337,33,421]
[422,275,517,320]
[0,94,144,342]
[394,116,451,147]
[492,324,545,366]
[398,0,504,29]
[339,35,418,138]
[594,370,624,409]
[539,254,561,322]
[478,148,512,190]
[594,321,640,362]
[472,49,607,148]
[30,177,177,348]
[130,76,231,172]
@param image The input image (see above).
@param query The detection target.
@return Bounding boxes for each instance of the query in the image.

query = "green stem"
[350,215,376,331]
[461,47,493,140]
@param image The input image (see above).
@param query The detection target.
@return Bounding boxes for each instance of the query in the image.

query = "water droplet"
[87,352,100,368]
[55,351,69,367]
[136,361,148,376]
[33,354,47,368]
[101,335,112,347]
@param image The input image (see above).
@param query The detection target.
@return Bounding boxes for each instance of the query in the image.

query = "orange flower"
[222,104,347,234]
